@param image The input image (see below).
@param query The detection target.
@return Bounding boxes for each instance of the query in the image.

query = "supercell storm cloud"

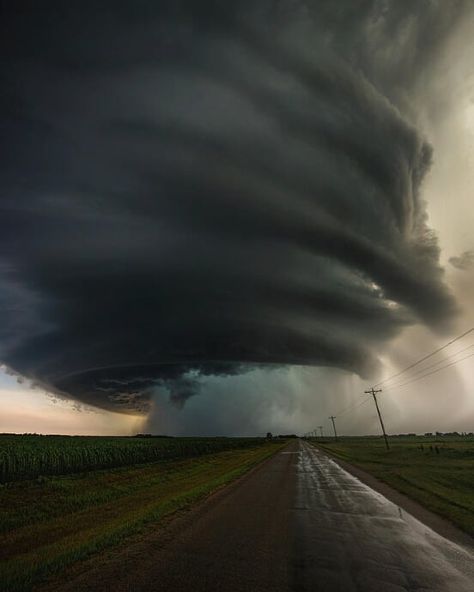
[1,1,464,412]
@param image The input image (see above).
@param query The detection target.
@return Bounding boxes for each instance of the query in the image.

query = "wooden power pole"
[329,416,338,441]
[364,388,390,450]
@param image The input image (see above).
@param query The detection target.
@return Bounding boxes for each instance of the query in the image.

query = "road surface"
[50,440,474,591]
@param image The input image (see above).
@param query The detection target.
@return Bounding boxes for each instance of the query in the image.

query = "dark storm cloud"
[0,1,464,412]
[449,251,474,271]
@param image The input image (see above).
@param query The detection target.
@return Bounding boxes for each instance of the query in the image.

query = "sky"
[1,1,474,436]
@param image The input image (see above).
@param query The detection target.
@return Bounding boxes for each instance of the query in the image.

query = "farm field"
[310,436,474,537]
[0,436,285,592]
[0,434,266,483]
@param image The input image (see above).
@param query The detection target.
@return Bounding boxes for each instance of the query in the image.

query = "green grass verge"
[309,436,474,537]
[0,441,285,592]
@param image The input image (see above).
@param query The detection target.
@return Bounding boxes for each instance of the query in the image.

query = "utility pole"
[329,416,338,441]
[365,388,390,450]
[318,425,324,439]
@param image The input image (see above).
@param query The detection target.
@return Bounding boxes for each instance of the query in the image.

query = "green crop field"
[309,435,474,537]
[0,435,286,591]
[0,434,266,483]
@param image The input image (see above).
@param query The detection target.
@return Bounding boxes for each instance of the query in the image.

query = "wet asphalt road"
[293,440,474,592]
[51,439,474,592]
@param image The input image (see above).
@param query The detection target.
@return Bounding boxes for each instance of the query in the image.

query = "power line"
[329,328,474,442]
[336,395,372,418]
[326,332,473,436]
[383,341,474,385]
[341,396,372,416]
[374,327,474,388]
[384,350,474,391]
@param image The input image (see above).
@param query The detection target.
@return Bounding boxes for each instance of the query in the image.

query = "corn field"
[0,435,266,483]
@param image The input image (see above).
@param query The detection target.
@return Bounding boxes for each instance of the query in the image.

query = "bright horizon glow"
[0,373,144,436]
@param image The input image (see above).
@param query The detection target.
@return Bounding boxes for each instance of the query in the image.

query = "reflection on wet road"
[294,440,474,591]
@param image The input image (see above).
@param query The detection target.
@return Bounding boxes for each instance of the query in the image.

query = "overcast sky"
[1,1,473,436]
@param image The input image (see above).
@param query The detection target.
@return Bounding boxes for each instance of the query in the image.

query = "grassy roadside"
[310,437,474,537]
[0,441,286,592]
